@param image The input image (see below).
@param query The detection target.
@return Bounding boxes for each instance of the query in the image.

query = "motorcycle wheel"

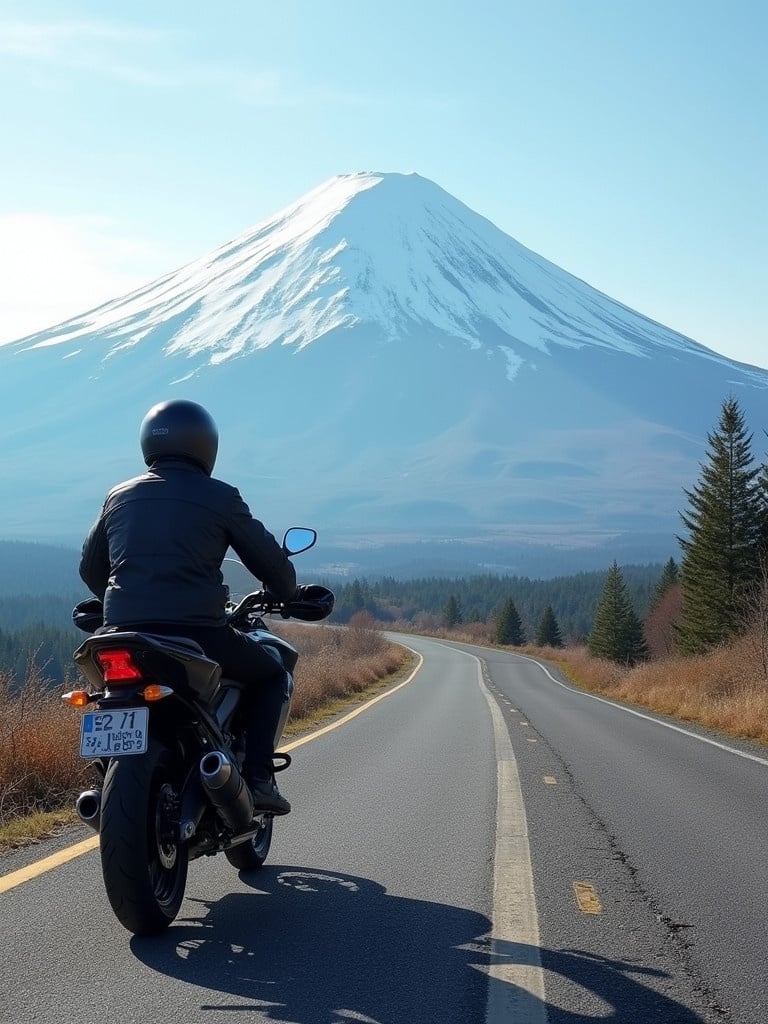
[100,739,188,935]
[224,815,273,870]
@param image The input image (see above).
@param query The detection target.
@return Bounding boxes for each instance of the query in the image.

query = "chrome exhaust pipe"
[76,789,101,832]
[199,751,254,831]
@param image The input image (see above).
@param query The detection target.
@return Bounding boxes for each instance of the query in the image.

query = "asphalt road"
[0,635,765,1024]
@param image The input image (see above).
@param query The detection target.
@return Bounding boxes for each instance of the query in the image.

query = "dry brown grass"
[522,632,768,745]
[0,663,87,830]
[390,619,768,747]
[280,613,406,723]
[0,618,409,845]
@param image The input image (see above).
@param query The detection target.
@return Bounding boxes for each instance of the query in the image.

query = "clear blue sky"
[1,0,766,366]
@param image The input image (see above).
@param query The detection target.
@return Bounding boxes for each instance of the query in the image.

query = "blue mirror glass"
[283,527,316,555]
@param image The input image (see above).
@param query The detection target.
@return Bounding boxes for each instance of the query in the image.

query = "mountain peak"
[11,170,762,384]
[2,171,768,569]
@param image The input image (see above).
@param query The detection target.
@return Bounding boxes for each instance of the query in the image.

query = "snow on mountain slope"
[13,172,764,382]
[2,171,768,574]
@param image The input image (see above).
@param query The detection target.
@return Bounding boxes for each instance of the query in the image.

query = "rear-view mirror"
[282,527,317,556]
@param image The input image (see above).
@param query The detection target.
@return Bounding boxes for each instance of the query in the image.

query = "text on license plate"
[80,707,149,758]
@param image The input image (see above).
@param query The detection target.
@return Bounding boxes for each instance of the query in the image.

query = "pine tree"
[677,396,763,654]
[649,557,679,611]
[495,598,525,645]
[535,604,563,647]
[443,593,463,630]
[588,561,648,665]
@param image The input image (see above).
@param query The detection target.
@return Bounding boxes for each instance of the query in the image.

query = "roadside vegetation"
[0,614,408,849]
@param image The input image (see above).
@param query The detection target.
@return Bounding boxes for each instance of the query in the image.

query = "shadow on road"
[130,866,707,1023]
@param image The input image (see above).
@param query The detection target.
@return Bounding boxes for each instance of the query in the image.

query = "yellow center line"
[0,836,100,895]
[573,881,603,914]
[0,650,424,897]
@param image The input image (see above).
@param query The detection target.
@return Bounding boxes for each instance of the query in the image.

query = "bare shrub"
[458,621,495,644]
[277,620,406,724]
[0,661,84,826]
[345,611,387,658]
[740,554,768,682]
[644,583,683,659]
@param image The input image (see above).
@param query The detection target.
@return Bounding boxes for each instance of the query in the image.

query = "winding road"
[1,635,765,1024]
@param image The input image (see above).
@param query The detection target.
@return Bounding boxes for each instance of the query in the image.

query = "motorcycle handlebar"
[227,585,335,624]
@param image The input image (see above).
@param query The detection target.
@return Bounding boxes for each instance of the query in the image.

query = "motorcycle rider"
[79,399,297,815]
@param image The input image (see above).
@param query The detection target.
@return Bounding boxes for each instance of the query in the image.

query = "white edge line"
[507,651,768,769]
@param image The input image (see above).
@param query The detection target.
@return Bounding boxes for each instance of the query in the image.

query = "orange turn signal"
[141,684,173,702]
[62,690,90,708]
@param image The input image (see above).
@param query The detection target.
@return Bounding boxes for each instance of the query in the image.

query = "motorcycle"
[64,527,334,936]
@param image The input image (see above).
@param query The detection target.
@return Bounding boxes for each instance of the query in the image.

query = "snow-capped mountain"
[1,172,767,575]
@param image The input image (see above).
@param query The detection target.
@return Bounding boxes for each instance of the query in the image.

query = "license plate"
[80,707,149,758]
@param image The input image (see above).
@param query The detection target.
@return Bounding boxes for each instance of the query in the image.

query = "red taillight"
[95,648,143,682]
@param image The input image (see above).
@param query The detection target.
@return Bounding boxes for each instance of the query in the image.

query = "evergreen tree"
[588,561,648,665]
[442,593,463,629]
[677,396,763,654]
[495,598,525,645]
[535,604,563,647]
[649,557,679,611]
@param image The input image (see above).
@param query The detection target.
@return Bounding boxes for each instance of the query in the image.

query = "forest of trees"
[0,594,82,688]
[0,565,662,685]
[330,564,662,639]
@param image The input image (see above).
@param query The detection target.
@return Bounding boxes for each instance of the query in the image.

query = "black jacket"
[79,458,297,627]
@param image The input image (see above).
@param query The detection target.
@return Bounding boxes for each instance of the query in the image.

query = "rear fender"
[74,632,221,701]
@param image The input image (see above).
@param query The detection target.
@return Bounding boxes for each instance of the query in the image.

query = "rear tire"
[224,815,273,870]
[100,739,188,935]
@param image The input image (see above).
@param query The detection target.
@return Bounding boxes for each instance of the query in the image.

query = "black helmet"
[140,400,219,475]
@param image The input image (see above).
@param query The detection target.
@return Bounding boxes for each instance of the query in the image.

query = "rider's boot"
[246,774,291,816]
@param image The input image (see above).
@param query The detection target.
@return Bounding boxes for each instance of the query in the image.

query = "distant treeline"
[0,542,86,685]
[0,625,80,689]
[0,566,663,685]
[0,593,82,687]
[328,564,663,640]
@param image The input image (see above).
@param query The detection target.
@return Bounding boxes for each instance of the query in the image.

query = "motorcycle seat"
[143,635,206,655]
